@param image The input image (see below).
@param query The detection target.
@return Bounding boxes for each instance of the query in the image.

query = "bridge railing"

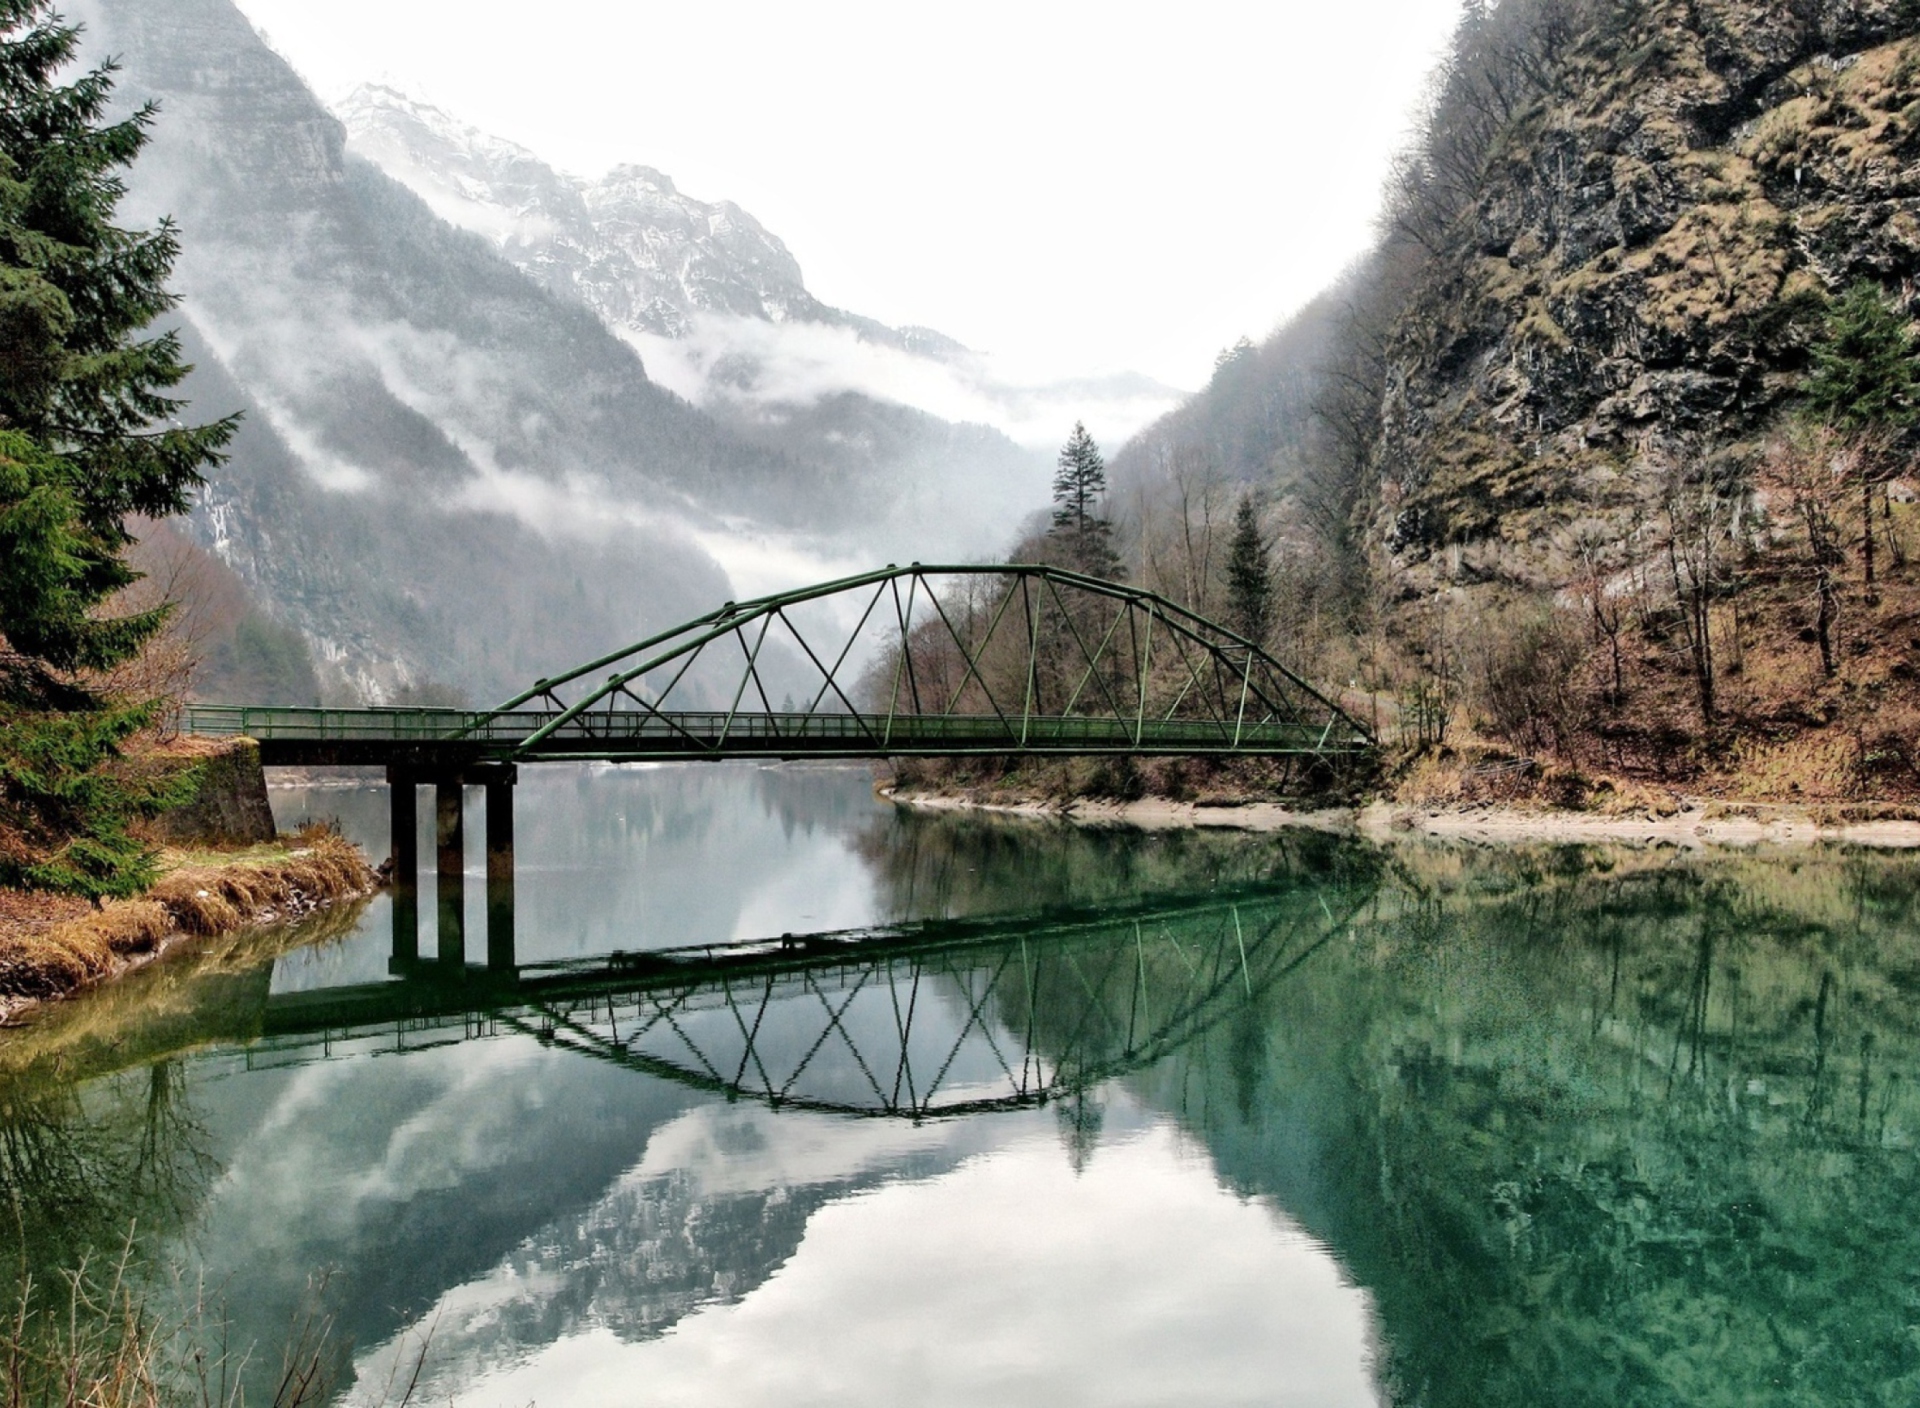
[181,704,1368,755]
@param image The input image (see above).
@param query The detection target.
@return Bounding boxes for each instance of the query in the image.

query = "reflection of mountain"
[345,1104,1004,1401]
[24,834,1357,1401]
[1120,848,1920,1406]
[233,864,1368,1402]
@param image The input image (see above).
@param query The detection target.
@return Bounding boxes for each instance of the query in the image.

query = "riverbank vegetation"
[0,825,376,1013]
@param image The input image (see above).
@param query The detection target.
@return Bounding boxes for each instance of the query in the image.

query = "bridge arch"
[481,563,1371,763]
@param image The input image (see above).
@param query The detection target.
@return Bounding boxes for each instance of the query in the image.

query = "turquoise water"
[5,764,1919,1405]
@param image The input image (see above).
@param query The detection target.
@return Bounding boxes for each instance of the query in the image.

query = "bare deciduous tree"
[1765,427,1854,679]
[1652,443,1745,723]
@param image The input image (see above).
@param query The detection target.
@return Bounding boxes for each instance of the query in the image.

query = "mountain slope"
[78,0,879,700]
[1374,1,1920,591]
[335,84,1056,557]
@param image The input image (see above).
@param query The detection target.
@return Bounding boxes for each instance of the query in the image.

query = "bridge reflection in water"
[254,882,1364,1120]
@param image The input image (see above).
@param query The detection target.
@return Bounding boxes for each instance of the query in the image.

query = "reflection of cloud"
[625,315,1184,450]
[367,1117,1381,1408]
[213,1041,564,1248]
[628,1104,963,1200]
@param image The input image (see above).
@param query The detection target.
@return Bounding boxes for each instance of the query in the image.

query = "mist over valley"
[78,0,1186,704]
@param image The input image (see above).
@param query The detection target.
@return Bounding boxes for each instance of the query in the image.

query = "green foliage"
[1223,495,1274,645]
[1047,422,1123,580]
[0,430,159,689]
[0,1,236,896]
[0,703,194,898]
[0,0,234,694]
[0,3,235,522]
[1210,336,1256,382]
[1801,280,1920,434]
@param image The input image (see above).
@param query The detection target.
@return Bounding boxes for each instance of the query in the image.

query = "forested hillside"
[1112,0,1920,801]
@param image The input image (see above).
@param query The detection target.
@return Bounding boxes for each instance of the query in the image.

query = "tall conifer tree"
[0,1,234,896]
[1803,281,1919,433]
[1048,421,1121,580]
[1224,495,1274,646]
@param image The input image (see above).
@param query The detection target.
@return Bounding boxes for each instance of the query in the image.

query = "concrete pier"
[436,780,465,968]
[485,772,516,971]
[388,767,419,966]
[385,764,516,975]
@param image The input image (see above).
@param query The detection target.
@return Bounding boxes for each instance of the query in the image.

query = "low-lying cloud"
[626,313,1184,452]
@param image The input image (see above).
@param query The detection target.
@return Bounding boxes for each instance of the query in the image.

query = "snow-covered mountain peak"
[596,162,678,197]
[338,82,819,336]
[333,83,1181,449]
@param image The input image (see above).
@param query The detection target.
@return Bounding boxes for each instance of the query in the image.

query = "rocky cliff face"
[1374,0,1920,594]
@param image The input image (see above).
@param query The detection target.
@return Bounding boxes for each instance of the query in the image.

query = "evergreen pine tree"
[0,2,234,897]
[1047,421,1122,580]
[1224,494,1274,646]
[1051,421,1107,533]
[1802,280,1919,591]
[1803,281,1919,434]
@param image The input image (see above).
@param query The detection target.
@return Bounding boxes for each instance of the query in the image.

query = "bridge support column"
[388,766,418,968]
[483,767,517,973]
[435,780,465,969]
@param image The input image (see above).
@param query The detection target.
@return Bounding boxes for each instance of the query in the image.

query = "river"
[2,763,1917,1406]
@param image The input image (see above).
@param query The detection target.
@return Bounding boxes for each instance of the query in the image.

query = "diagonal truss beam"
[459,563,1372,759]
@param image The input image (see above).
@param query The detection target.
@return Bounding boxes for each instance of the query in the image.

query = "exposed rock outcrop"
[1374,1,1920,593]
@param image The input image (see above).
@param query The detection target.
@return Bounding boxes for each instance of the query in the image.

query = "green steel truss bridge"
[241,881,1363,1121]
[181,566,1374,946]
[183,564,1374,770]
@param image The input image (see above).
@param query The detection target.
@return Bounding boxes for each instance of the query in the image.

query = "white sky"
[231,0,1464,391]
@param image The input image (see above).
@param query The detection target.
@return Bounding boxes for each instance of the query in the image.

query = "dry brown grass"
[0,827,376,1004]
[0,1253,354,1408]
[1384,740,1679,815]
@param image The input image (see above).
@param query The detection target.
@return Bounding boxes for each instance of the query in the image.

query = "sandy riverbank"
[883,787,1920,849]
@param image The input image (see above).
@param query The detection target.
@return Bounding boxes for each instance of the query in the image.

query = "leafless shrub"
[1466,601,1591,758]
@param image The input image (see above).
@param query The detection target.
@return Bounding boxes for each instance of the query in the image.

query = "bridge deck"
[183,704,1372,766]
